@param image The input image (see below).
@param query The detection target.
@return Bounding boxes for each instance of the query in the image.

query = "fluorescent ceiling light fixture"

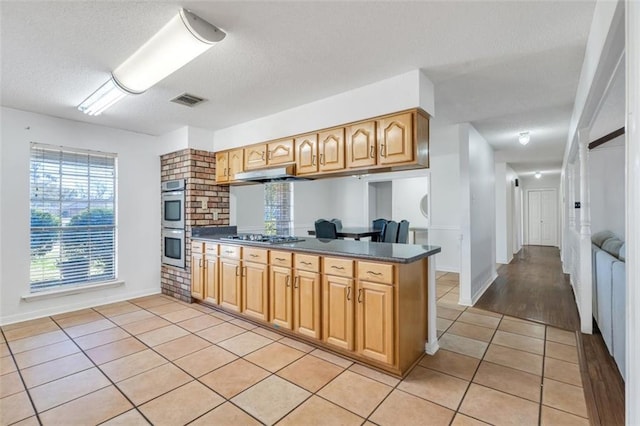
[78,9,225,116]
[77,78,128,116]
[535,171,542,179]
[519,131,530,145]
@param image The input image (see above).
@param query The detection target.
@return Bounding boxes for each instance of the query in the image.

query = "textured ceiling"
[1,1,599,175]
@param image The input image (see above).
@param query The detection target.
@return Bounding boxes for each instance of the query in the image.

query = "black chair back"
[315,219,338,239]
[397,220,410,243]
[330,218,343,231]
[381,220,399,243]
[372,218,387,231]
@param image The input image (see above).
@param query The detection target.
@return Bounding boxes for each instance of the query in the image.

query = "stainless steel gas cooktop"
[219,234,305,245]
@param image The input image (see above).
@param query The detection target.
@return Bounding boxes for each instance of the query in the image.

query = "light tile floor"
[0,272,589,425]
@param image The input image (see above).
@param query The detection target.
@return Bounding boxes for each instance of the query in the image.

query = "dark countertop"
[191,236,441,264]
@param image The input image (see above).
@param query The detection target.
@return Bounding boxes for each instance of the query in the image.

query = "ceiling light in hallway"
[519,131,530,145]
[535,171,542,179]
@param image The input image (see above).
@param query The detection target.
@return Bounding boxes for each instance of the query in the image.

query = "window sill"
[22,280,125,302]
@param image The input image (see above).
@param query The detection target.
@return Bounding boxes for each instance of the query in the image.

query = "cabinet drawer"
[295,254,320,272]
[243,247,268,264]
[191,241,204,254]
[323,257,354,277]
[205,243,218,256]
[219,245,241,260]
[270,251,293,267]
[358,261,394,284]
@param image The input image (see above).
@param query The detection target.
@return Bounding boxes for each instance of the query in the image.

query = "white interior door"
[527,189,557,246]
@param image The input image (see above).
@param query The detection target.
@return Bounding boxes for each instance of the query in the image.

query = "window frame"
[264,181,294,236]
[29,142,118,292]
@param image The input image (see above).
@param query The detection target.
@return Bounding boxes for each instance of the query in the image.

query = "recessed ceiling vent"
[170,93,206,107]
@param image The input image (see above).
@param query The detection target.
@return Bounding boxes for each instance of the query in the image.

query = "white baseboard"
[471,270,498,306]
[425,340,440,355]
[435,265,460,273]
[0,287,161,326]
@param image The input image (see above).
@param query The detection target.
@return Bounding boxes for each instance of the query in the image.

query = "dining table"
[307,226,382,242]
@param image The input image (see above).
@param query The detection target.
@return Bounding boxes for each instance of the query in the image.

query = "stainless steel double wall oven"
[161,179,185,268]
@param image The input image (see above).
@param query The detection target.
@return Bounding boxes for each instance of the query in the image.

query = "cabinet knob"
[294,276,299,289]
[285,275,290,287]
[357,288,363,303]
[370,146,375,158]
[346,286,351,301]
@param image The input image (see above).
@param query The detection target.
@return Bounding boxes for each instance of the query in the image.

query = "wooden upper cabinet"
[215,152,229,182]
[268,139,295,165]
[377,112,413,165]
[244,144,267,170]
[228,149,244,181]
[318,128,345,172]
[346,121,376,169]
[295,133,318,175]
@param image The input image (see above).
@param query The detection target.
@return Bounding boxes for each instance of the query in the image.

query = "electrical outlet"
[200,198,207,210]
[213,211,219,220]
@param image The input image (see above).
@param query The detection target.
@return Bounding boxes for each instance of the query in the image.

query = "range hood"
[234,163,308,183]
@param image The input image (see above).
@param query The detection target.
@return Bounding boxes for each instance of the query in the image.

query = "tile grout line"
[48,314,155,426]
[0,327,43,426]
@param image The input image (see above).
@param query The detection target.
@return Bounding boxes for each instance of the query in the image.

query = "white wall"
[0,107,162,325]
[229,184,265,232]
[212,69,434,151]
[428,120,462,272]
[521,174,561,246]
[495,163,519,264]
[589,141,625,238]
[460,124,497,305]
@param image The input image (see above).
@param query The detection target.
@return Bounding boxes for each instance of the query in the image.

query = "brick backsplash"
[160,149,229,302]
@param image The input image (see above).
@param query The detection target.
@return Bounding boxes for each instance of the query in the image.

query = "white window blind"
[264,182,293,235]
[30,143,117,292]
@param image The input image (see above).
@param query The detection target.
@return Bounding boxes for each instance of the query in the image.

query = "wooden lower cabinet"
[356,281,394,364]
[294,270,321,339]
[322,275,355,351]
[191,240,429,376]
[191,251,204,300]
[270,266,293,329]
[204,246,219,304]
[242,261,268,321]
[219,258,241,312]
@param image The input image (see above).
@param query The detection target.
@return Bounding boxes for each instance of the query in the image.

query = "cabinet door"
[356,281,394,364]
[191,253,204,300]
[244,144,267,170]
[377,113,413,165]
[295,133,318,175]
[215,152,229,182]
[268,139,295,165]
[270,266,293,329]
[294,271,321,339]
[318,128,345,172]
[204,256,218,304]
[346,121,376,168]
[219,258,241,312]
[242,262,269,321]
[229,149,244,181]
[322,275,354,350]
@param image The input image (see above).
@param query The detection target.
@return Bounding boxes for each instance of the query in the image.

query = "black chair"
[381,220,399,243]
[314,219,338,239]
[397,220,410,243]
[372,218,387,231]
[330,218,343,231]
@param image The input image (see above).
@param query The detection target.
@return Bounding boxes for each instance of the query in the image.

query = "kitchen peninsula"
[190,230,440,377]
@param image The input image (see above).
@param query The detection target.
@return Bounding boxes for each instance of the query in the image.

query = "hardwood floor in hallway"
[474,245,625,425]
[475,245,580,330]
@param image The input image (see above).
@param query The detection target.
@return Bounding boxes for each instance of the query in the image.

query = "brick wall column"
[160,149,229,301]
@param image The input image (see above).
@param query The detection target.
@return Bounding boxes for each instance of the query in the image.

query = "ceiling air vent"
[170,93,206,107]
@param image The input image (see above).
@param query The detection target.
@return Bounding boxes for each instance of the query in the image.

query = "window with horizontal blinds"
[264,182,293,236]
[29,143,117,292]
